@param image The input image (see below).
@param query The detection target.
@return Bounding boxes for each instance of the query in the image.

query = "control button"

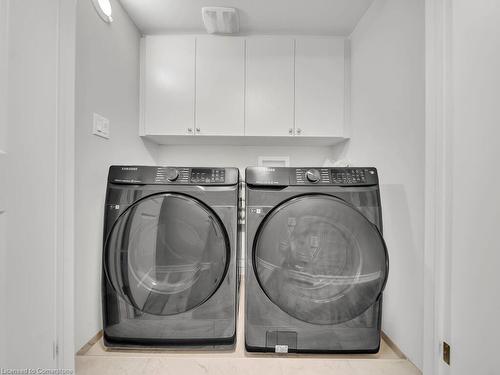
[165,168,179,182]
[305,169,321,183]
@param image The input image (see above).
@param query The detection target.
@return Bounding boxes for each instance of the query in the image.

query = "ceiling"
[119,0,375,36]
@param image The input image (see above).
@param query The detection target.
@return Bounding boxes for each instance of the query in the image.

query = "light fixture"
[92,0,113,23]
[202,7,239,34]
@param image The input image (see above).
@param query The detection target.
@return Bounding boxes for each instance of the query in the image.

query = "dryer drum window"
[104,193,230,316]
[253,194,388,325]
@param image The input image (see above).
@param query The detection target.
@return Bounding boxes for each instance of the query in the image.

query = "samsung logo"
[121,167,138,171]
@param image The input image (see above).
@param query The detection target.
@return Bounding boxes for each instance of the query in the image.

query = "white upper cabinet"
[141,35,195,136]
[140,35,348,145]
[195,36,245,136]
[245,37,294,136]
[295,37,345,137]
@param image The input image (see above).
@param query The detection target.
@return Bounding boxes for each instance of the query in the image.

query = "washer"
[245,167,388,353]
[102,165,239,348]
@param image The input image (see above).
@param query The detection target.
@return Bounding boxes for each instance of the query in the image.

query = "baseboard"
[381,331,406,359]
[76,330,103,356]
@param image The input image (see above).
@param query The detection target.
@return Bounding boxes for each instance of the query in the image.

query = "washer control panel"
[246,167,378,186]
[190,168,225,183]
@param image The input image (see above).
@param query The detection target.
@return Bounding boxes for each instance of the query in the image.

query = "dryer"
[102,166,239,348]
[245,167,388,353]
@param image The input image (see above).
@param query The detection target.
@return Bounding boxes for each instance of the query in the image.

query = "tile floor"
[76,284,421,375]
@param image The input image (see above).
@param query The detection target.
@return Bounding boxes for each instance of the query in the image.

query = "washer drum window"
[104,193,229,316]
[253,195,388,325]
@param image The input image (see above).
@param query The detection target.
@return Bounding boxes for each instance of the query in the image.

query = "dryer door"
[104,193,229,316]
[253,194,388,325]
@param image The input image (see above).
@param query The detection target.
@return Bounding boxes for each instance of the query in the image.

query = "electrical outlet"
[93,113,110,139]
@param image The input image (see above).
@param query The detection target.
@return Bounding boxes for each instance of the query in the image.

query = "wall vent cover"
[202,7,239,34]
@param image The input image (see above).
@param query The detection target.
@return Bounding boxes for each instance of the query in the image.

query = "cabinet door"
[142,36,195,136]
[295,37,345,137]
[245,37,294,136]
[195,36,244,136]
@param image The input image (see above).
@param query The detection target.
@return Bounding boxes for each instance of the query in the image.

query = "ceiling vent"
[202,7,239,34]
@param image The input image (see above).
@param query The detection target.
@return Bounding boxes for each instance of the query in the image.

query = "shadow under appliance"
[102,166,239,348]
[245,167,388,353]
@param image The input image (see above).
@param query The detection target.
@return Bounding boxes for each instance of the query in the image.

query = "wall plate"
[92,113,110,139]
[258,156,290,167]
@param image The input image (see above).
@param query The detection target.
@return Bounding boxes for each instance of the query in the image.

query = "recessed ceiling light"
[92,0,113,23]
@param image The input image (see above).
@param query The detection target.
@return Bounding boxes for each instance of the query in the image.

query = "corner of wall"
[75,0,160,351]
[347,0,425,369]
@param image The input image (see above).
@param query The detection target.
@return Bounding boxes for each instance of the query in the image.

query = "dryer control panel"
[108,166,239,185]
[331,168,370,184]
[246,167,378,186]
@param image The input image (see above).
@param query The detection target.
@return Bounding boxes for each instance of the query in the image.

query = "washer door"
[253,194,388,325]
[105,193,229,316]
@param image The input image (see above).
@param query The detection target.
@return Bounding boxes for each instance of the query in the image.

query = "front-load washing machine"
[102,165,239,348]
[245,167,388,353]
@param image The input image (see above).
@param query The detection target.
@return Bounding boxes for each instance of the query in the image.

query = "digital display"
[191,168,211,177]
[190,168,225,183]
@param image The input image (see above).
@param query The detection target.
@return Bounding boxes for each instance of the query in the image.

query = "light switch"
[93,113,110,139]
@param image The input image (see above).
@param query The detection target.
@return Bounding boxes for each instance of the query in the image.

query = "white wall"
[75,0,159,350]
[348,0,425,369]
[156,145,347,172]
[1,0,68,367]
[448,1,500,374]
[0,0,9,366]
[0,0,6,149]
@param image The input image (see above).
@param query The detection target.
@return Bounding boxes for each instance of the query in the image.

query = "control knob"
[165,168,179,182]
[305,169,321,183]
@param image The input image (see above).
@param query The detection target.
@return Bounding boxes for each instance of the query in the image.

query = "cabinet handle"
[289,128,293,135]
[187,128,193,134]
[296,128,302,135]
[196,128,201,134]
